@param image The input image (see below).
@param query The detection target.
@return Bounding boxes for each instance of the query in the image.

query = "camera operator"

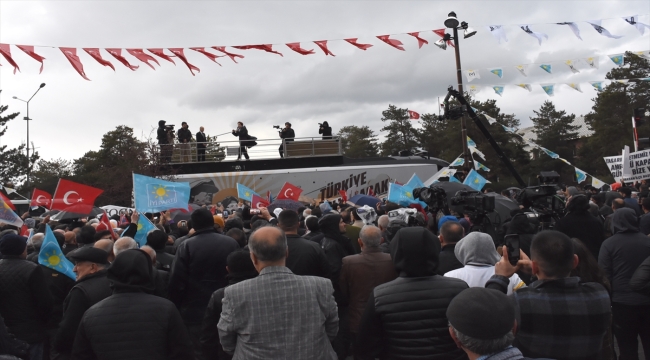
[177,121,192,162]
[157,120,173,162]
[319,121,332,140]
[278,122,295,158]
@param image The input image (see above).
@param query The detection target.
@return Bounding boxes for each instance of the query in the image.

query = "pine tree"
[338,125,379,158]
[379,105,420,156]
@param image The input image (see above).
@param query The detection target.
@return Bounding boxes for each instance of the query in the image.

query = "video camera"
[164,124,175,131]
[449,190,495,217]
[387,208,419,226]
[413,186,448,212]
[273,125,281,129]
[516,171,565,228]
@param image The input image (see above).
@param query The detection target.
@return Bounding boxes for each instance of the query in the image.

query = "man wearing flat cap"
[447,288,546,360]
[53,247,112,358]
[0,234,53,360]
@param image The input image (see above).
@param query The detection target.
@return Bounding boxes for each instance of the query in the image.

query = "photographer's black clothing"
[232,127,250,160]
[157,126,169,145]
[319,125,333,139]
[177,127,192,143]
[279,128,295,158]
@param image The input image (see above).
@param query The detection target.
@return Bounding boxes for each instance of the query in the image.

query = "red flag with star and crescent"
[276,182,302,201]
[51,179,103,214]
[30,188,52,209]
[251,194,270,209]
[99,211,118,240]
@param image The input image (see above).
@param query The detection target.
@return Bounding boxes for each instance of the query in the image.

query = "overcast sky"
[0,0,648,162]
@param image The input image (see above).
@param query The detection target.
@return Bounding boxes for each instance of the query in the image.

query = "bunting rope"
[0,14,648,79]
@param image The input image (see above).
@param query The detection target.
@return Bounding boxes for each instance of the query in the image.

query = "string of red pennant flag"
[1,13,647,80]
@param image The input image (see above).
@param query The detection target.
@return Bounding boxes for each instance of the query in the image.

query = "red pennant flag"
[433,29,455,48]
[338,190,348,203]
[168,48,200,76]
[286,42,315,55]
[407,32,429,48]
[189,47,223,65]
[251,194,270,209]
[276,182,302,201]
[0,192,16,210]
[30,188,52,209]
[126,48,160,70]
[99,211,118,240]
[51,179,103,214]
[59,47,90,81]
[212,46,245,63]
[16,45,45,73]
[408,110,420,120]
[376,35,405,51]
[232,44,283,57]
[83,48,115,71]
[0,44,20,74]
[344,38,373,51]
[106,48,139,70]
[147,48,176,65]
[313,40,335,56]
[367,187,376,196]
[20,224,30,237]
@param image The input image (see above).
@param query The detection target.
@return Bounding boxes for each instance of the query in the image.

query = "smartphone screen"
[223,210,230,217]
[504,234,520,266]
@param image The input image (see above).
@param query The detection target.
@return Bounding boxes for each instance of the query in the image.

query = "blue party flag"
[133,215,156,247]
[474,161,491,172]
[541,84,555,97]
[540,64,552,73]
[575,167,588,184]
[450,157,465,167]
[493,86,504,96]
[489,68,503,78]
[133,174,191,213]
[405,174,426,189]
[449,176,462,183]
[236,183,259,202]
[463,169,488,191]
[608,54,624,66]
[39,226,76,280]
[467,137,477,147]
[387,183,417,207]
[540,147,560,159]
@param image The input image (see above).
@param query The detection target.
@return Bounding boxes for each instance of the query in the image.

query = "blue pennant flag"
[39,226,76,280]
[575,167,588,184]
[502,125,516,133]
[133,174,191,213]
[608,54,624,66]
[493,86,504,96]
[474,161,491,172]
[467,137,477,147]
[450,157,465,167]
[449,176,462,183]
[236,183,259,202]
[387,183,418,207]
[541,84,555,97]
[463,169,488,191]
[133,215,156,247]
[540,64,552,73]
[589,81,604,92]
[405,174,426,189]
[489,68,503,78]
[540,147,560,159]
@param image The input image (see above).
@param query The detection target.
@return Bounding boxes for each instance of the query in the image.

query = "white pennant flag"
[585,56,599,69]
[465,69,481,82]
[469,146,486,160]
[632,50,650,60]
[515,64,529,77]
[516,83,533,92]
[587,20,623,39]
[468,85,480,95]
[564,60,580,74]
[486,25,508,43]
[557,22,582,40]
[520,25,548,45]
[623,15,650,35]
[592,177,607,189]
[566,83,582,93]
[482,113,497,124]
[615,79,629,84]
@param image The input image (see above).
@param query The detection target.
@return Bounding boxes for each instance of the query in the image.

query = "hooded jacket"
[555,195,605,259]
[71,250,194,360]
[445,232,525,294]
[314,214,354,304]
[355,227,468,360]
[599,208,650,305]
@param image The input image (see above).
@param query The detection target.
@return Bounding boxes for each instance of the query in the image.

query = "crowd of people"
[1,180,650,360]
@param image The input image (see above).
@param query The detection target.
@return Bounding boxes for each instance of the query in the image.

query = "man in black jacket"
[278,210,330,278]
[278,122,295,158]
[53,247,112,358]
[71,249,194,360]
[319,121,333,140]
[436,221,464,275]
[157,120,172,163]
[177,121,192,162]
[231,121,250,160]
[0,234,52,360]
[599,208,650,359]
[196,126,207,162]
[555,195,604,260]
[168,208,240,359]
[355,227,468,360]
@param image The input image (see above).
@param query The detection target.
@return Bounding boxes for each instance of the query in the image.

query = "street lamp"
[440,11,476,173]
[12,82,46,188]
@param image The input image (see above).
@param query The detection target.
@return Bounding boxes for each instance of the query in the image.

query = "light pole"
[436,12,476,173]
[12,82,46,188]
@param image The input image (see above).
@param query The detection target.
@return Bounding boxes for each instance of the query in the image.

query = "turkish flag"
[367,187,375,196]
[338,190,348,202]
[0,44,21,74]
[433,29,455,48]
[51,179,103,214]
[16,45,46,73]
[276,182,302,201]
[212,46,245,63]
[30,188,52,209]
[314,40,335,56]
[190,47,223,65]
[126,48,160,70]
[0,192,15,210]
[408,110,420,120]
[99,211,118,240]
[20,224,30,237]
[60,47,90,81]
[168,48,200,76]
[147,48,176,65]
[105,48,139,70]
[251,194,270,209]
[232,44,283,57]
[83,48,115,71]
[407,32,429,48]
